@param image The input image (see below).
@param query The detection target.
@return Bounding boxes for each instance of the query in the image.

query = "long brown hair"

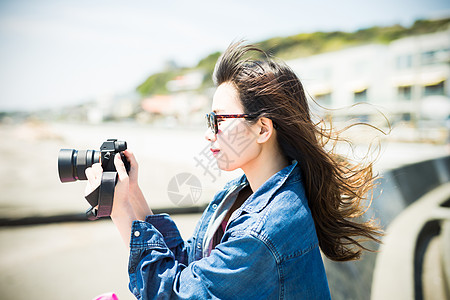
[213,42,382,262]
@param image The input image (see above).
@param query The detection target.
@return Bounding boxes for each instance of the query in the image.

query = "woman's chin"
[216,163,238,172]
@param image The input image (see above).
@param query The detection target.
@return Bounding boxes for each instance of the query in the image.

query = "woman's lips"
[210,148,220,156]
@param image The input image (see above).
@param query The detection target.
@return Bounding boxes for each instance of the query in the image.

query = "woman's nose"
[204,128,217,142]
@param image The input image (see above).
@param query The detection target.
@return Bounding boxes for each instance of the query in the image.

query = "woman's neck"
[241,147,289,193]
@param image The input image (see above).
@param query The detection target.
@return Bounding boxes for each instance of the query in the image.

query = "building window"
[421,48,450,65]
[401,113,411,121]
[354,89,368,103]
[314,92,332,106]
[396,54,413,69]
[421,50,437,65]
[398,85,412,101]
[423,81,445,96]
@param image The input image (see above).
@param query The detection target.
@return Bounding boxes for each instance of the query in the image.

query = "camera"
[58,139,130,183]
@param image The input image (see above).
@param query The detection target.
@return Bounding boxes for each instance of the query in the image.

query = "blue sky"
[0,0,449,111]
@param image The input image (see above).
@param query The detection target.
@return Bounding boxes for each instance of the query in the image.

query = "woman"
[86,42,381,299]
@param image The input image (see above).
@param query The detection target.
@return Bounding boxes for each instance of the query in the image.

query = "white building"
[288,28,450,124]
[388,29,450,122]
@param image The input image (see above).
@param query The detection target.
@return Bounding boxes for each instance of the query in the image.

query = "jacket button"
[197,242,202,249]
[212,204,218,210]
[134,231,141,237]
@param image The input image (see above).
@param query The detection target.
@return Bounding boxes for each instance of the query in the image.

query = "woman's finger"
[85,167,94,184]
[122,150,139,185]
[92,162,103,174]
[123,149,138,169]
[85,163,102,186]
[114,153,128,180]
[85,163,103,196]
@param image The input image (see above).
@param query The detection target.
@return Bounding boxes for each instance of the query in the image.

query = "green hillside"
[137,18,450,97]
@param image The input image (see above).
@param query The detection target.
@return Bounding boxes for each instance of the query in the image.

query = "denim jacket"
[128,161,331,299]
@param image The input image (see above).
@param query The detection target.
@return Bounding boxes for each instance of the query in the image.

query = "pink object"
[93,293,119,300]
[221,219,228,232]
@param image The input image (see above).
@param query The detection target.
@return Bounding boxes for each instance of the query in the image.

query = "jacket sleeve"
[128,217,279,300]
[134,214,192,266]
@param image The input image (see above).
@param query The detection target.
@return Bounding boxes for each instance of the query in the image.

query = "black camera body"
[58,139,130,183]
[99,139,129,174]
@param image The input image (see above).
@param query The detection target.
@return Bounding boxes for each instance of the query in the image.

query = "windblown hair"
[213,42,382,261]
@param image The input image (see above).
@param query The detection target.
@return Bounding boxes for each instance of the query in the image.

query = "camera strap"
[85,171,118,220]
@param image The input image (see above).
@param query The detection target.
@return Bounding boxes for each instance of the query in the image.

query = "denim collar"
[230,160,301,218]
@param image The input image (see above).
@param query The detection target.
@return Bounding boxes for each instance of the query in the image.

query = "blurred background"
[0,0,449,299]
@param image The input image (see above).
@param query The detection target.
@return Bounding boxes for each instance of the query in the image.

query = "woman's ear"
[256,117,274,144]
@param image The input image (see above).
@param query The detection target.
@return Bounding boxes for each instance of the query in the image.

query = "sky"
[0,0,449,112]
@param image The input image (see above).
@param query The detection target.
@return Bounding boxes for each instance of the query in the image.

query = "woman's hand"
[84,150,151,247]
[120,150,152,219]
[106,152,137,246]
[85,163,103,197]
[84,153,136,247]
[84,155,134,218]
[110,152,132,217]
[122,150,139,190]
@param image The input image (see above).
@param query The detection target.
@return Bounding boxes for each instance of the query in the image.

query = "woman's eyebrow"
[213,109,225,114]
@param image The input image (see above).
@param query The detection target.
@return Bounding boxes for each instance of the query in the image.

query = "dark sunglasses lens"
[206,114,215,133]
[210,114,216,133]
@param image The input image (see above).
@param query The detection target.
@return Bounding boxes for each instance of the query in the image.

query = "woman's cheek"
[217,129,259,170]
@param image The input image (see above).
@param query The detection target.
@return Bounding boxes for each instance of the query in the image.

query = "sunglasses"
[205,112,256,134]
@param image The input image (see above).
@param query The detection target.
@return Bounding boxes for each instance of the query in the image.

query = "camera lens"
[58,149,100,182]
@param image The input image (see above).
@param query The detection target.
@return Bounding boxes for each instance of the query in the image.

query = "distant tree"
[136,71,176,96]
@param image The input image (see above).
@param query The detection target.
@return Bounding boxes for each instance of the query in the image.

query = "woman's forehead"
[211,83,243,112]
